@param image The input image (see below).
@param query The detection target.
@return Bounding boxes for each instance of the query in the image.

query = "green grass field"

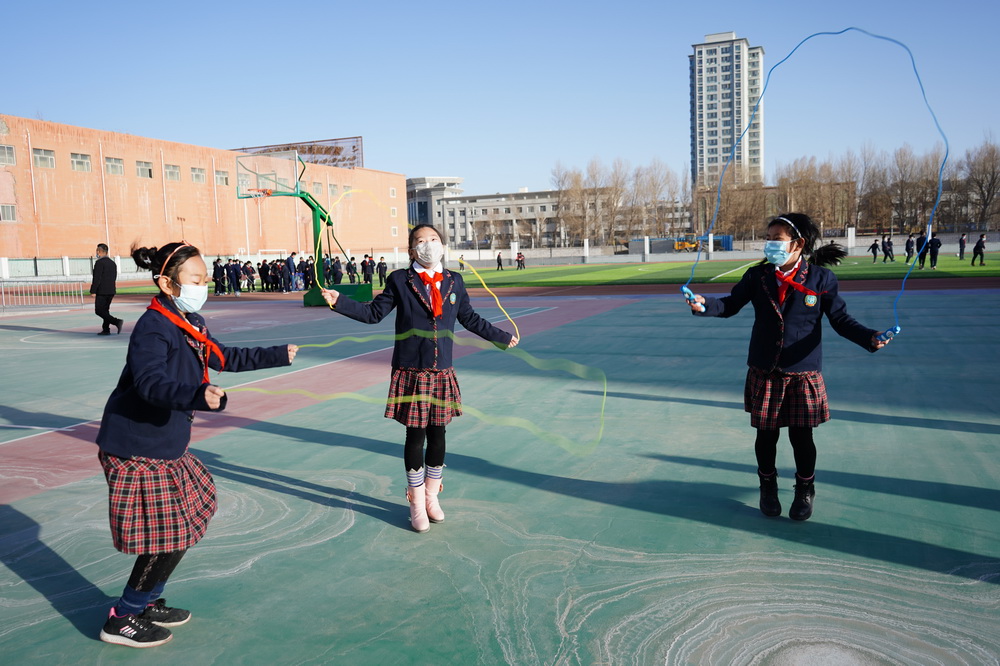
[115,252,997,294]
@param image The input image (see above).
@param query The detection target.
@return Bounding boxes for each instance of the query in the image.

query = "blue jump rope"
[681,27,950,344]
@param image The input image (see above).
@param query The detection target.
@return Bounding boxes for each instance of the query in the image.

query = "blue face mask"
[173,284,208,313]
[763,240,794,266]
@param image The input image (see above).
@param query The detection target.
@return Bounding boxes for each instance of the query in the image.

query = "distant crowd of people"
[868,232,987,269]
[209,252,392,296]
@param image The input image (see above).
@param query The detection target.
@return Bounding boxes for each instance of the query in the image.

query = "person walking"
[868,239,879,263]
[225,259,242,297]
[916,233,928,269]
[496,251,504,270]
[91,243,123,335]
[333,256,344,284]
[959,233,968,260]
[361,254,374,284]
[971,234,986,266]
[928,232,942,269]
[376,256,388,287]
[881,236,894,263]
[904,234,916,264]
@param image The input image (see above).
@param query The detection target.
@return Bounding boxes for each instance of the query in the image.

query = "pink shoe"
[406,485,430,533]
[425,477,445,523]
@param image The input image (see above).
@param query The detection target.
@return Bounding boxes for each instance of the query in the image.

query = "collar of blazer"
[406,267,454,317]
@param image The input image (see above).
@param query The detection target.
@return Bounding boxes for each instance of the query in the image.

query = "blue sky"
[5,0,993,194]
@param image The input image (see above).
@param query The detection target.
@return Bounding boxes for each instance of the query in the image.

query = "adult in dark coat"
[904,234,916,264]
[91,243,123,335]
[333,256,344,284]
[916,233,928,269]
[225,259,242,297]
[972,234,986,266]
[928,232,943,269]
[212,259,226,295]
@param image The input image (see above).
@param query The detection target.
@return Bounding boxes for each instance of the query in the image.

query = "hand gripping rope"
[682,27,950,343]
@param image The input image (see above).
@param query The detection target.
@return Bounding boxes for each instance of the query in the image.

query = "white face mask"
[173,284,208,313]
[414,239,444,267]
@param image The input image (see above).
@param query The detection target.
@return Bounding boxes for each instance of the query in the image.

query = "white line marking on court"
[708,261,758,281]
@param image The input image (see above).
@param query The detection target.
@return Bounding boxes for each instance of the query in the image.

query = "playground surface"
[1,280,998,664]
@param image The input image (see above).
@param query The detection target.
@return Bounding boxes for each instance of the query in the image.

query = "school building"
[0,114,406,270]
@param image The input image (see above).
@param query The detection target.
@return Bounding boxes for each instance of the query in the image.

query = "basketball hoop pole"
[296,191,373,306]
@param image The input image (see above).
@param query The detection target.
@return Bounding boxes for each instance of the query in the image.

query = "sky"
[4,0,995,195]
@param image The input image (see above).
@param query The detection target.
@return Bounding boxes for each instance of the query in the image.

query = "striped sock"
[425,465,443,481]
[406,467,425,487]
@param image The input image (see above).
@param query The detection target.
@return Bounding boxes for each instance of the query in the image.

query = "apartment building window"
[329,184,338,197]
[540,205,547,212]
[237,174,251,192]
[215,170,229,186]
[70,153,92,172]
[504,207,511,214]
[389,187,397,198]
[0,144,14,166]
[33,148,56,168]
[312,182,322,196]
[191,167,206,183]
[344,185,352,193]
[164,164,181,181]
[105,157,124,175]
[0,204,16,221]
[136,161,154,178]
[391,226,399,236]
[391,207,397,217]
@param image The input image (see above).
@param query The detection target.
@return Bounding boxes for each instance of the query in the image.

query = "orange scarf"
[147,297,225,383]
[418,271,443,317]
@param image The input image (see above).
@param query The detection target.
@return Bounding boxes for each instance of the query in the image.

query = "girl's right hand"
[205,384,225,410]
[320,287,340,307]
[688,294,706,312]
[508,336,519,349]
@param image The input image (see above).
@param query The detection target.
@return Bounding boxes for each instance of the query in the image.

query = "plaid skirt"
[744,366,830,430]
[99,450,217,555]
[385,367,462,428]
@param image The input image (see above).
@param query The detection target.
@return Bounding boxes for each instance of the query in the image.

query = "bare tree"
[960,136,1000,231]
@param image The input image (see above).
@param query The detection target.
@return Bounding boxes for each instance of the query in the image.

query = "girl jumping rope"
[686,214,891,521]
[321,225,518,533]
[96,241,298,647]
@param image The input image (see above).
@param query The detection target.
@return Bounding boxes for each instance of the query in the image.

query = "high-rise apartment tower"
[689,32,764,189]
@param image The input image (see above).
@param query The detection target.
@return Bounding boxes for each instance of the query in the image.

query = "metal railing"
[0,280,86,312]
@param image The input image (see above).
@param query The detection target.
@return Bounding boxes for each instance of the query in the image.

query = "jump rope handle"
[876,325,901,342]
[681,286,705,313]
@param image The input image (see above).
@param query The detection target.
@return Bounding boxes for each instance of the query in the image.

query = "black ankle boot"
[789,477,815,521]
[758,471,781,517]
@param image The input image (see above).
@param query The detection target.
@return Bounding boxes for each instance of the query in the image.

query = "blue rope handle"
[682,27,949,337]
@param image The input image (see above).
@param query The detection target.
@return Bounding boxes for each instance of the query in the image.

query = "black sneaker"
[99,608,173,648]
[138,598,192,627]
[114,318,124,334]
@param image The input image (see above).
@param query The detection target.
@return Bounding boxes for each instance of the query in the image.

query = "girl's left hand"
[871,336,889,350]
[508,336,519,349]
[287,344,299,362]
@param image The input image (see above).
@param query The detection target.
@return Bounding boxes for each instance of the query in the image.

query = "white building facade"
[689,31,764,189]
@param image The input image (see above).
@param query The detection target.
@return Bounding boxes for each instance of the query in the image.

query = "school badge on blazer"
[449,293,456,304]
[804,294,818,307]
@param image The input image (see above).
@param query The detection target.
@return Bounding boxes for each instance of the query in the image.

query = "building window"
[391,226,399,237]
[448,210,455,217]
[344,185,352,193]
[33,148,56,169]
[215,170,229,186]
[135,160,155,178]
[191,167,206,183]
[238,173,251,191]
[105,157,124,175]
[0,204,16,221]
[313,182,322,196]
[389,187,397,198]
[70,153,92,172]
[164,164,181,181]
[0,144,14,166]
[329,184,338,198]
[390,207,397,217]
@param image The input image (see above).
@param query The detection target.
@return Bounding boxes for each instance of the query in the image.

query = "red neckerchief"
[417,270,443,317]
[774,262,826,304]
[147,297,225,383]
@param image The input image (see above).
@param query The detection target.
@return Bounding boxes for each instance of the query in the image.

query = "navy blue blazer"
[332,266,514,370]
[694,261,877,373]
[97,294,291,460]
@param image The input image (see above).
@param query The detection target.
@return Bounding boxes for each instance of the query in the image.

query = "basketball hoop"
[246,188,273,208]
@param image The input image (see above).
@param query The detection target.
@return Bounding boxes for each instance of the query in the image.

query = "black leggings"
[127,550,187,592]
[404,426,446,471]
[754,427,816,478]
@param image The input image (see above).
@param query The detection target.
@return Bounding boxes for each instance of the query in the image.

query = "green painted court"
[1,283,998,664]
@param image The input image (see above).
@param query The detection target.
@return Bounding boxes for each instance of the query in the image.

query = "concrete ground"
[1,283,997,664]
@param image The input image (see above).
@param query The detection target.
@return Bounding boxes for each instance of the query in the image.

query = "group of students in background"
[868,232,987,269]
[210,252,393,296]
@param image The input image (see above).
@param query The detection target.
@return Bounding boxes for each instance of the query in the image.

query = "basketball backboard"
[235,150,304,198]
